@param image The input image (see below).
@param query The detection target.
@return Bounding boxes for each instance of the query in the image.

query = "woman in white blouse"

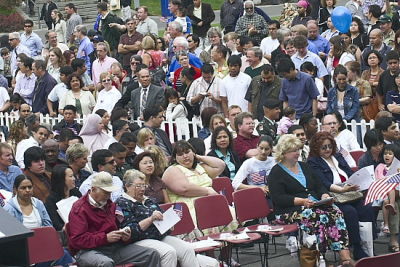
[51,10,67,43]
[59,73,96,116]
[46,47,65,83]
[93,72,122,114]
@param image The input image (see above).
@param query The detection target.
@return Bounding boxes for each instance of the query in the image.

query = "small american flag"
[115,206,124,222]
[248,170,267,185]
[365,173,400,205]
[173,203,183,219]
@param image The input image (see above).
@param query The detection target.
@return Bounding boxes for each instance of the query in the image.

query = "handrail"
[25,0,41,29]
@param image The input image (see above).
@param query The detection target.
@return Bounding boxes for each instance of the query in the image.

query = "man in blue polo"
[307,20,330,60]
[277,58,319,119]
[0,143,22,192]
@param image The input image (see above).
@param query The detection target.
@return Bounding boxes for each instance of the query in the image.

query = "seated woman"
[232,135,275,193]
[307,131,375,260]
[45,165,82,231]
[135,128,156,154]
[4,175,73,266]
[132,151,170,204]
[204,114,227,154]
[93,72,122,114]
[116,170,218,267]
[162,140,226,224]
[269,134,354,265]
[207,126,241,181]
[79,114,110,156]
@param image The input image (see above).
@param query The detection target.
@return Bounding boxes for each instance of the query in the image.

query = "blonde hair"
[223,32,238,43]
[99,72,112,82]
[144,145,168,176]
[123,169,145,188]
[142,35,156,50]
[274,134,302,163]
[137,128,155,148]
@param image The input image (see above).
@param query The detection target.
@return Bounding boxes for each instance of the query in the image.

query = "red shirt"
[233,134,260,161]
[67,193,119,254]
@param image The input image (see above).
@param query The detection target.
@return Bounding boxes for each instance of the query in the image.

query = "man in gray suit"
[130,68,165,120]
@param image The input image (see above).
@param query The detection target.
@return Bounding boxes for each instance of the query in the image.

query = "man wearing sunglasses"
[8,32,31,74]
[79,149,123,202]
[20,20,43,57]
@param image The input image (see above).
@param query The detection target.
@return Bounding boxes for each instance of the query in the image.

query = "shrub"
[0,12,24,33]
[0,0,20,10]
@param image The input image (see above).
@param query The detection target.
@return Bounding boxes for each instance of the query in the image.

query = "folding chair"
[212,177,234,205]
[354,251,400,267]
[159,202,222,253]
[194,194,262,266]
[64,223,134,267]
[27,226,64,265]
[350,150,365,164]
[233,187,299,266]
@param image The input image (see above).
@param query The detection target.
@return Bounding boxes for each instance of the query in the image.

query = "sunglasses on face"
[102,79,111,82]
[321,144,333,151]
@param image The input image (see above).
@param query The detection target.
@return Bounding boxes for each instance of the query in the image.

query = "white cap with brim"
[91,172,119,192]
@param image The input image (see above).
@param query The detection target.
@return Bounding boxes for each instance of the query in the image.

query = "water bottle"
[319,255,326,267]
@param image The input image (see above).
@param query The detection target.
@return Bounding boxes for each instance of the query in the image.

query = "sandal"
[389,244,400,252]
[385,204,397,215]
[382,225,390,234]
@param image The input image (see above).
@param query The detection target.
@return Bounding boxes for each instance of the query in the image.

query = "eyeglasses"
[8,38,16,41]
[102,79,111,82]
[104,159,115,165]
[130,62,138,65]
[245,7,253,10]
[134,184,148,189]
[187,40,193,43]
[321,144,333,151]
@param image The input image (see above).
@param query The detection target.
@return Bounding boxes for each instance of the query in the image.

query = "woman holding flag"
[307,131,375,260]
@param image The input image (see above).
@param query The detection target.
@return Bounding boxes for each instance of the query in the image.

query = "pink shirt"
[91,56,118,85]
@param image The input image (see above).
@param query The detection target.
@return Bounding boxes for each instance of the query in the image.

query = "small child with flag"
[373,144,400,251]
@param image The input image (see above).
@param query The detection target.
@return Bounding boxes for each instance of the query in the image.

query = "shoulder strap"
[198,76,215,106]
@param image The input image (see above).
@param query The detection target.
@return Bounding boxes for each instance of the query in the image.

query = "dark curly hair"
[308,131,337,158]
[210,126,233,151]
[170,140,198,169]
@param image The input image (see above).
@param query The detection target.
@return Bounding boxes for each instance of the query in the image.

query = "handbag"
[299,246,319,267]
[330,191,363,204]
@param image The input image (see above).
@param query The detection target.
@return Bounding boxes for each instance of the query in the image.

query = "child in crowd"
[165,88,187,121]
[375,144,400,251]
[277,107,296,135]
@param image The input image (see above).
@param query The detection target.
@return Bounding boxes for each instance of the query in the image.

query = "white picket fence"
[0,112,375,149]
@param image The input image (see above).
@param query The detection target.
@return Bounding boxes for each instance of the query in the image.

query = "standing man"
[8,32,31,74]
[307,20,330,60]
[118,18,143,72]
[74,25,94,75]
[187,0,215,45]
[244,47,265,78]
[130,68,165,120]
[245,64,282,121]
[220,0,243,34]
[377,51,399,111]
[40,0,58,30]
[32,60,57,114]
[291,35,328,79]
[277,59,319,119]
[41,31,69,58]
[13,57,36,106]
[136,6,158,36]
[92,42,118,86]
[256,98,280,142]
[260,20,280,61]
[97,2,123,57]
[361,29,392,71]
[0,143,23,192]
[220,55,252,116]
[235,1,268,45]
[65,3,82,45]
[68,171,161,267]
[379,15,395,47]
[20,20,43,57]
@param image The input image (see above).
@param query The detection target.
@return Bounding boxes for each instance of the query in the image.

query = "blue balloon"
[331,6,352,33]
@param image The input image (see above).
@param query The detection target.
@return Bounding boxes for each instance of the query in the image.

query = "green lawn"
[139,0,226,16]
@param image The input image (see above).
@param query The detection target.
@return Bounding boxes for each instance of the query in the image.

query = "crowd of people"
[2,0,400,266]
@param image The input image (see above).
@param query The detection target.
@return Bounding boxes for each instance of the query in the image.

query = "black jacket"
[187,3,216,37]
[40,1,58,23]
[207,149,241,179]
[269,162,328,215]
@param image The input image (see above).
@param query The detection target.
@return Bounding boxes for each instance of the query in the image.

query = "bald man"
[8,32,31,73]
[307,20,330,59]
[42,139,67,175]
[361,29,392,71]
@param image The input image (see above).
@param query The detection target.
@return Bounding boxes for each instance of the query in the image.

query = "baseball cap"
[93,35,104,43]
[378,14,392,23]
[91,172,119,192]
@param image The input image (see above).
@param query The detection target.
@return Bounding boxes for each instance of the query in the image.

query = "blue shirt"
[291,51,329,78]
[20,32,43,57]
[77,36,94,74]
[386,89,400,122]
[279,71,320,119]
[167,53,203,84]
[0,165,23,191]
[308,35,330,55]
[308,41,319,55]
